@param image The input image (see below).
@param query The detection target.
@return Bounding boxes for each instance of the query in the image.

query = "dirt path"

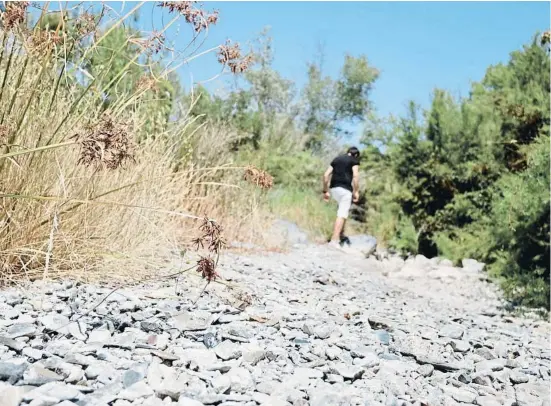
[0,242,549,406]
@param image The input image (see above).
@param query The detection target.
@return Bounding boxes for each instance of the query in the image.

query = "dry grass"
[0,2,272,286]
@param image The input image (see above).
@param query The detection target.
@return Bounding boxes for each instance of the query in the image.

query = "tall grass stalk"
[0,2,269,285]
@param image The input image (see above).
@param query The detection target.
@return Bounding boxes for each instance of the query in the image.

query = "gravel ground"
[0,241,549,406]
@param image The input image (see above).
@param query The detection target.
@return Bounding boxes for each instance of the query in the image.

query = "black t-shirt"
[330,154,359,192]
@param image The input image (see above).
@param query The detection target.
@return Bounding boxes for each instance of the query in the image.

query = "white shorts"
[330,187,352,219]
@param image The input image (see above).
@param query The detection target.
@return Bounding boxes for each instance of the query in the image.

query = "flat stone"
[226,367,254,393]
[181,348,217,370]
[439,324,465,340]
[87,329,112,344]
[475,396,503,406]
[328,363,365,381]
[40,314,70,335]
[23,365,63,385]
[214,340,242,361]
[173,311,213,332]
[451,340,471,353]
[151,349,179,361]
[443,386,477,403]
[7,323,37,339]
[510,371,529,384]
[178,397,205,406]
[0,359,29,382]
[0,335,25,352]
[118,380,154,401]
[476,359,506,372]
[417,364,434,377]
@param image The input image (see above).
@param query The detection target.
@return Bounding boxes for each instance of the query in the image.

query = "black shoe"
[340,235,351,246]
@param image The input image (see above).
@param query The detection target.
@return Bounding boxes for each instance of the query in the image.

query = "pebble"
[0,242,547,406]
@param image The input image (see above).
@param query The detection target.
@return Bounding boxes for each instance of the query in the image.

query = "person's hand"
[353,191,360,203]
[323,191,330,202]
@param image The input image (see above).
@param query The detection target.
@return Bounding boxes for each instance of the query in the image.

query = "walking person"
[322,146,360,248]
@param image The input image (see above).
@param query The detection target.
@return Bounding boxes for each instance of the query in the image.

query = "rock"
[151,349,179,361]
[181,348,218,370]
[122,369,145,388]
[475,396,503,406]
[68,322,87,341]
[202,332,219,348]
[328,363,365,381]
[314,325,334,339]
[462,258,485,273]
[212,374,231,394]
[0,384,27,406]
[214,340,241,361]
[23,382,82,403]
[415,355,466,372]
[450,340,471,353]
[173,311,214,331]
[443,386,477,403]
[178,397,205,406]
[0,359,28,382]
[242,347,267,365]
[510,371,529,384]
[87,329,112,344]
[347,234,377,257]
[119,381,154,401]
[368,315,393,330]
[476,359,506,372]
[475,347,497,360]
[417,364,434,377]
[22,347,44,361]
[23,365,63,385]
[40,314,70,335]
[440,324,465,340]
[226,367,254,393]
[7,323,36,338]
[0,335,25,352]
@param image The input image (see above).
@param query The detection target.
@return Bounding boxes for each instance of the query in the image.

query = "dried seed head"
[196,256,219,282]
[542,31,551,46]
[130,31,166,55]
[1,1,29,31]
[73,114,136,170]
[75,12,96,37]
[0,124,10,143]
[136,75,159,92]
[217,41,254,74]
[159,1,218,33]
[195,217,227,254]
[27,29,64,56]
[243,165,274,189]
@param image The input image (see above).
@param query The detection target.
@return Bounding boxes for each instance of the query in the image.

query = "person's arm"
[352,164,360,202]
[323,166,333,201]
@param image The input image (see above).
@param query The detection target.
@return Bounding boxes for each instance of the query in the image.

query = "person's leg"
[329,188,352,243]
[331,217,345,242]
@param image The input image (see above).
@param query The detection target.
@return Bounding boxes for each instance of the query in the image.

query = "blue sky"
[43,1,551,140]
[139,1,550,115]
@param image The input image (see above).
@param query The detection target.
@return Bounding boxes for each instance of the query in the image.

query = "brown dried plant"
[0,124,10,144]
[75,12,96,37]
[136,75,159,92]
[196,256,219,282]
[191,217,227,283]
[130,31,166,55]
[27,29,64,56]
[72,114,136,170]
[159,1,219,33]
[243,165,274,190]
[541,31,551,46]
[217,40,254,74]
[1,1,29,31]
